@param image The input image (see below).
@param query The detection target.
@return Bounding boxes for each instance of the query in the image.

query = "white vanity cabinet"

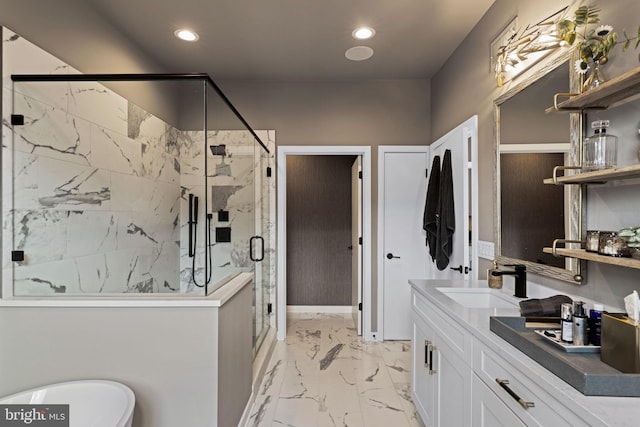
[411,289,472,427]
[410,282,600,427]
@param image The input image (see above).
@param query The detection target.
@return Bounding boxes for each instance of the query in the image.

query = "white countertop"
[409,279,640,427]
[0,272,253,308]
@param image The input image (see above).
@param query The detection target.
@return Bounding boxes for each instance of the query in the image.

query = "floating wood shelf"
[543,247,640,270]
[545,66,640,113]
[543,163,640,185]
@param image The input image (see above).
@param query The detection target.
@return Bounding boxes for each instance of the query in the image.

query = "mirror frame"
[494,51,586,284]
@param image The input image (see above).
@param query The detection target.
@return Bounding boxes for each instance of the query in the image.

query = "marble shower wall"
[178,130,276,298]
[2,28,276,301]
[2,29,181,294]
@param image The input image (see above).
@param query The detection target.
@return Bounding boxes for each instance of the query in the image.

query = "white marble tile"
[359,387,411,427]
[279,358,319,400]
[272,397,321,427]
[12,209,69,264]
[12,92,92,165]
[116,212,161,252]
[36,156,111,210]
[317,409,365,427]
[100,248,153,293]
[10,150,40,210]
[65,210,118,258]
[13,258,81,295]
[110,172,149,212]
[249,314,422,427]
[381,350,412,384]
[141,143,179,184]
[394,383,425,427]
[90,125,141,176]
[14,81,128,136]
[148,241,180,292]
[259,357,286,397]
[129,103,179,157]
[247,394,277,427]
[64,82,127,135]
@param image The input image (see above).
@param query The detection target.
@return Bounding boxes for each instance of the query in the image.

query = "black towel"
[423,155,441,262]
[519,295,573,317]
[435,149,455,271]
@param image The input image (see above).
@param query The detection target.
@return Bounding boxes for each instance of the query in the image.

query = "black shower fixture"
[210,144,227,156]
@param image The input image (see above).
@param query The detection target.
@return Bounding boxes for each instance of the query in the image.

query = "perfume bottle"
[583,120,617,170]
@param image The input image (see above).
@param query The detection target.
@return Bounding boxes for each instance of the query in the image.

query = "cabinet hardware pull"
[424,340,430,368]
[495,378,535,410]
[428,343,437,375]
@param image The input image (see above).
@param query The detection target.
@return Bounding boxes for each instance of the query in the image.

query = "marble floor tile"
[246,313,422,427]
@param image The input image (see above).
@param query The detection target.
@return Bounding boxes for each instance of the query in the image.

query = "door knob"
[386,253,400,260]
[450,265,463,273]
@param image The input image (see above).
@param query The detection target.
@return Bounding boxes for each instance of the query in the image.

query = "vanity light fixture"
[174,29,199,42]
[352,26,375,40]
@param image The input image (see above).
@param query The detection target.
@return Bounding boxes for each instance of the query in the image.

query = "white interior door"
[351,157,362,335]
[429,116,478,280]
[380,147,429,340]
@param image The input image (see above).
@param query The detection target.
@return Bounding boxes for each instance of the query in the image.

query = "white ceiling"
[79,0,495,80]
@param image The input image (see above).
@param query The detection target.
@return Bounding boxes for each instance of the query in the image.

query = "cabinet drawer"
[412,290,472,364]
[471,373,526,427]
[473,341,588,426]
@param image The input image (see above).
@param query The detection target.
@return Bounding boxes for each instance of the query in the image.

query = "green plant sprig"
[556,5,639,67]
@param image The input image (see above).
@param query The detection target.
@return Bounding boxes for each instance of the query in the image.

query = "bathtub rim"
[0,379,135,427]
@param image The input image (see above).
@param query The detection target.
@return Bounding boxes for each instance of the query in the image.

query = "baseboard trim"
[287,305,353,313]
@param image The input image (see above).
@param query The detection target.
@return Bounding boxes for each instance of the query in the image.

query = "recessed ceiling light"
[345,46,374,61]
[352,27,375,40]
[174,29,199,42]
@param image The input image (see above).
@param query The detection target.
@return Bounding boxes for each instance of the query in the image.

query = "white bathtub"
[0,380,135,427]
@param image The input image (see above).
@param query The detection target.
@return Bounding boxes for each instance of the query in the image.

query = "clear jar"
[583,120,617,170]
[585,230,600,252]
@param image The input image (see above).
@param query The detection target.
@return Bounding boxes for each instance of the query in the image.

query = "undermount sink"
[436,287,519,309]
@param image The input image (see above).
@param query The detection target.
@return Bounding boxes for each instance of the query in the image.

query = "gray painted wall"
[431,0,640,307]
[218,79,431,328]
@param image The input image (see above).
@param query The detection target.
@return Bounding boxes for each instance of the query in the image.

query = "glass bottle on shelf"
[582,120,617,170]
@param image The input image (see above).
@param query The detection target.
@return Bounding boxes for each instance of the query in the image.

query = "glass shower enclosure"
[3,73,273,351]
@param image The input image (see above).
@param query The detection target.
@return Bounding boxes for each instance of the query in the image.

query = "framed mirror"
[494,52,586,283]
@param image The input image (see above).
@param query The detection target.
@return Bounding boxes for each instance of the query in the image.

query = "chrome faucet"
[491,264,527,298]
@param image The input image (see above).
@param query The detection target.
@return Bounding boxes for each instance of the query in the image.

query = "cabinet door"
[432,330,472,426]
[472,373,526,427]
[411,317,436,426]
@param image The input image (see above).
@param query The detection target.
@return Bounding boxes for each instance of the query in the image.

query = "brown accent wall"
[286,155,356,306]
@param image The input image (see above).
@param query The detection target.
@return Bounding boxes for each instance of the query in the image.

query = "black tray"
[490,316,640,397]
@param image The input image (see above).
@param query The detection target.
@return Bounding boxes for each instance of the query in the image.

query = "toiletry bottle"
[572,301,589,346]
[588,304,604,346]
[487,260,503,289]
[560,303,573,343]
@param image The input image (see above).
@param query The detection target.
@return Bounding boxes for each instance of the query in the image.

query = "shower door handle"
[250,236,265,262]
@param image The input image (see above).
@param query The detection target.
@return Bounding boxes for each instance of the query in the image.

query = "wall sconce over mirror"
[493,6,570,87]
[494,3,640,88]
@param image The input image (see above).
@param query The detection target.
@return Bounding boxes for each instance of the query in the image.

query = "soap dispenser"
[583,120,617,170]
[487,260,502,289]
